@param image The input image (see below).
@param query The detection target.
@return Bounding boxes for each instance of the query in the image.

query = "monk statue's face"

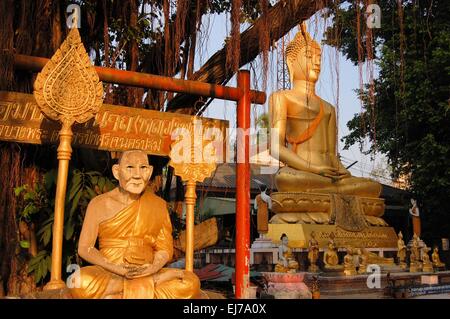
[113,151,153,195]
[287,44,321,84]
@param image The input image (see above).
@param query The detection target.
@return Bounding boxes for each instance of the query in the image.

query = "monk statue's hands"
[125,263,158,279]
[107,263,138,277]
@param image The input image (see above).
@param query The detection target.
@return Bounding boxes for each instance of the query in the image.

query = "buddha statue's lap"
[275,166,382,198]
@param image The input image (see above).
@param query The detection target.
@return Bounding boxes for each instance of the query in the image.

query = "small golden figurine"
[343,247,357,276]
[421,246,434,273]
[397,231,407,270]
[409,233,422,273]
[356,248,368,274]
[308,231,320,272]
[323,232,343,271]
[274,233,299,273]
[432,247,445,269]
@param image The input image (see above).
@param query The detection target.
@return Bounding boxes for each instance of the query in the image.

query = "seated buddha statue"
[323,232,343,271]
[432,247,445,268]
[274,234,299,273]
[70,150,200,299]
[343,247,357,276]
[421,246,434,273]
[269,23,384,229]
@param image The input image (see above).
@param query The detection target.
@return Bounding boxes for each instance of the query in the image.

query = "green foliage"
[15,169,116,285]
[325,1,450,240]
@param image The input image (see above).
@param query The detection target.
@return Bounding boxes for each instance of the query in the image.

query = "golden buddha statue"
[268,23,387,232]
[397,231,407,270]
[421,246,434,273]
[323,232,343,271]
[432,247,445,269]
[356,248,368,274]
[343,247,357,276]
[409,233,422,273]
[307,231,320,272]
[70,150,200,299]
[274,234,299,273]
[359,247,394,266]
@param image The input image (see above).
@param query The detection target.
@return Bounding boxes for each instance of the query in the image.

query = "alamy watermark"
[366,264,382,289]
[169,119,280,174]
[67,4,81,29]
[366,4,381,29]
[66,264,81,288]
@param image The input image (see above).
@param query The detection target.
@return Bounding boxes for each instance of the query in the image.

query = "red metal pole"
[13,54,266,105]
[235,70,251,299]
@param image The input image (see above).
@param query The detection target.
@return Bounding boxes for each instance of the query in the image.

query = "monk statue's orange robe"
[70,191,200,299]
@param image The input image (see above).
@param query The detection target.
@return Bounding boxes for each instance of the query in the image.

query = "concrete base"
[304,270,450,299]
[261,272,312,299]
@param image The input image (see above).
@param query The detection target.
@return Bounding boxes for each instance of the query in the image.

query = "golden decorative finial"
[34,27,103,125]
[169,118,217,183]
[169,118,217,272]
[285,22,321,61]
[33,27,103,291]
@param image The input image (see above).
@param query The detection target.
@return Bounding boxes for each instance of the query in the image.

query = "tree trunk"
[0,0,65,296]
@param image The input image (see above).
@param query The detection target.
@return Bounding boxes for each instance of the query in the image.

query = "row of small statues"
[397,232,446,272]
[275,231,446,274]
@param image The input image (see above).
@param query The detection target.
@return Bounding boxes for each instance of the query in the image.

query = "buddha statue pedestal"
[261,272,311,299]
[266,192,398,250]
[409,261,423,273]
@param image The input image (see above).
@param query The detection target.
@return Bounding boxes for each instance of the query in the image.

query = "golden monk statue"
[397,231,407,270]
[323,232,342,271]
[432,247,445,269]
[274,234,299,273]
[70,150,200,299]
[409,233,422,273]
[356,248,368,274]
[421,246,433,273]
[307,231,320,272]
[343,247,357,276]
[268,23,386,231]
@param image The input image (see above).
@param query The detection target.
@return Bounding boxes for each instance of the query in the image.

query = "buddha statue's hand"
[330,156,351,178]
[312,165,338,178]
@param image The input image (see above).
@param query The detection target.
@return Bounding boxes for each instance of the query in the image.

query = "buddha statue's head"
[286,22,322,84]
[113,149,153,195]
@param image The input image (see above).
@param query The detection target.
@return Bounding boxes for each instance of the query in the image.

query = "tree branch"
[167,0,328,113]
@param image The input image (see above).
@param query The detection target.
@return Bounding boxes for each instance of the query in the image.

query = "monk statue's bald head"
[112,150,153,195]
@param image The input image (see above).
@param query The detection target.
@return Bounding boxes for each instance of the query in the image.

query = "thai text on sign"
[0,91,228,157]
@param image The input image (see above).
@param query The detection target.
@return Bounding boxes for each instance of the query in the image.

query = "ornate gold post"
[33,28,103,290]
[45,121,73,289]
[169,120,216,272]
[184,180,197,272]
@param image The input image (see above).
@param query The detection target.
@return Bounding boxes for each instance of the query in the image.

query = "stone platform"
[303,270,450,299]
